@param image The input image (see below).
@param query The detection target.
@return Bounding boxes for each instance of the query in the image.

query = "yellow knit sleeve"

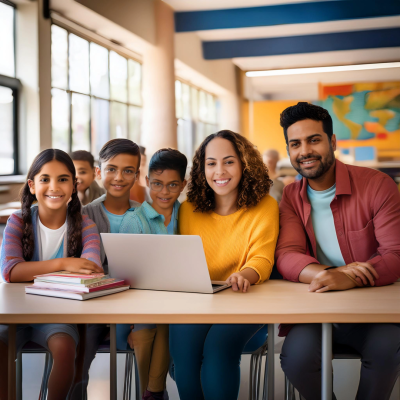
[240,195,280,284]
[178,200,195,235]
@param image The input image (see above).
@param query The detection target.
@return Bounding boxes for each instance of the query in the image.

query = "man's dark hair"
[149,148,187,181]
[280,102,333,145]
[70,150,95,169]
[98,138,141,168]
[139,146,146,156]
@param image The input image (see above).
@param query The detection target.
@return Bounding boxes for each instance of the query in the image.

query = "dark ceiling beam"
[202,27,400,59]
[175,1,400,32]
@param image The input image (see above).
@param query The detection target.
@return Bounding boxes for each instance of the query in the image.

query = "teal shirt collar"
[141,200,180,222]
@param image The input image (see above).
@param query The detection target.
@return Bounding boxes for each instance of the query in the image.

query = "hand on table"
[336,262,378,287]
[226,272,251,293]
[62,258,103,275]
[308,268,362,293]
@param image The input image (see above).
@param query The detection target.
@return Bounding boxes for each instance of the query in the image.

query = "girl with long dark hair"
[0,149,102,399]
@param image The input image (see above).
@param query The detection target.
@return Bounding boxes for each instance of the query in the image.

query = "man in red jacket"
[276,102,400,400]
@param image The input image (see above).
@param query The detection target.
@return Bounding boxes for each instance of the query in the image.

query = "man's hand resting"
[308,268,363,293]
[336,262,378,287]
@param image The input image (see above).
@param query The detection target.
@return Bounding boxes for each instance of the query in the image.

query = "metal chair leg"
[16,352,22,400]
[262,353,268,400]
[128,353,133,400]
[248,354,255,400]
[290,380,297,400]
[288,379,293,400]
[38,352,53,400]
[285,375,289,400]
[255,351,263,399]
[123,353,130,400]
[133,353,141,400]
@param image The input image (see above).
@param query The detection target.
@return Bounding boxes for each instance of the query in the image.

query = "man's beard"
[293,149,335,180]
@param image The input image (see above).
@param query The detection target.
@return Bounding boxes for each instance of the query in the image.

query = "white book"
[25,285,130,301]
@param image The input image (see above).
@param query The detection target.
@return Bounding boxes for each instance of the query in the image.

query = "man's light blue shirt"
[101,204,130,233]
[119,200,180,235]
[307,184,346,267]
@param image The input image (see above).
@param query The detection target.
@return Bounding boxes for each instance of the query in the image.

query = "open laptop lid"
[101,234,227,294]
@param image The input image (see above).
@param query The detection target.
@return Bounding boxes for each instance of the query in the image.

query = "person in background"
[130,145,151,204]
[71,150,105,206]
[262,149,285,203]
[70,138,144,399]
[119,148,187,400]
[0,149,102,400]
[170,130,279,400]
[276,102,400,400]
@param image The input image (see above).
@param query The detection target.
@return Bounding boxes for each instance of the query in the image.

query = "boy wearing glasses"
[71,138,147,399]
[118,148,187,400]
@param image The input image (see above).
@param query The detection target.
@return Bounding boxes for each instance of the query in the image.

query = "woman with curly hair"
[169,130,279,400]
[0,149,102,400]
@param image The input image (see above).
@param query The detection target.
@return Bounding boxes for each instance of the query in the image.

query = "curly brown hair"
[187,130,272,212]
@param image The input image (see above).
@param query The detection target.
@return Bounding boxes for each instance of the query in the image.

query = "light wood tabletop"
[1,280,400,324]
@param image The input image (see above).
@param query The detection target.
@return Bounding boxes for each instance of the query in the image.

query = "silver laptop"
[101,233,231,294]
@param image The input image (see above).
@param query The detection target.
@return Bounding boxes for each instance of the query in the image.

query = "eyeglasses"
[103,167,137,181]
[149,181,181,193]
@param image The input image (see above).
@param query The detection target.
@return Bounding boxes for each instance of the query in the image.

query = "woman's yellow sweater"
[178,195,279,284]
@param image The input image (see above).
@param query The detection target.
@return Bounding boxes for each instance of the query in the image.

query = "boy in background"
[70,139,151,399]
[71,150,105,205]
[119,148,187,400]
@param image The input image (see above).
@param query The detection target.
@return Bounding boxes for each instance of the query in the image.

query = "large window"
[51,25,143,156]
[0,1,19,176]
[175,80,218,160]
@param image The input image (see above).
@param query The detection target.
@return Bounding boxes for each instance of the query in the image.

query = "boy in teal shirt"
[119,148,187,400]
[120,148,186,235]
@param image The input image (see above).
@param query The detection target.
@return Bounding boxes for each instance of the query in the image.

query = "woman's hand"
[62,258,103,275]
[226,272,251,293]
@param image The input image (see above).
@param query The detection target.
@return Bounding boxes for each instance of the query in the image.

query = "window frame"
[0,0,19,176]
[175,78,219,160]
[0,74,21,176]
[50,23,143,154]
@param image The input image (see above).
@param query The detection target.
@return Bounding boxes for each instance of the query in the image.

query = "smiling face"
[28,160,75,212]
[205,137,243,199]
[73,160,95,193]
[146,169,186,212]
[287,119,336,180]
[96,153,139,199]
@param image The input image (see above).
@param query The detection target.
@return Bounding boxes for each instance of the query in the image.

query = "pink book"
[32,279,126,293]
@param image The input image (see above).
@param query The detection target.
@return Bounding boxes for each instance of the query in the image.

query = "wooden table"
[1,281,400,400]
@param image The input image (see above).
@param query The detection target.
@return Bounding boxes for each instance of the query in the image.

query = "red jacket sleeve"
[368,175,400,286]
[275,186,319,282]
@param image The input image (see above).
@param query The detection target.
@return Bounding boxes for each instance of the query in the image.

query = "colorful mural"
[317,82,400,162]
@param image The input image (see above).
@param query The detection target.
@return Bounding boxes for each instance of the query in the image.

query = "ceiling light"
[246,62,400,77]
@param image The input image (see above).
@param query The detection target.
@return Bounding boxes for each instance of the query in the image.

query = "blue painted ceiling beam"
[175,1,400,32]
[202,27,400,59]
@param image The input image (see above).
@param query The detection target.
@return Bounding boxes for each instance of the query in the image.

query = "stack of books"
[25,271,129,300]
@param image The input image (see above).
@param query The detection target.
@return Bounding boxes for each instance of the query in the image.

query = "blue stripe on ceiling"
[202,27,400,59]
[175,1,400,32]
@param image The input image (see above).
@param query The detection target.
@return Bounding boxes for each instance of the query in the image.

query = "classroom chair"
[83,339,141,400]
[16,341,140,400]
[242,324,269,400]
[284,344,361,400]
[16,342,53,400]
